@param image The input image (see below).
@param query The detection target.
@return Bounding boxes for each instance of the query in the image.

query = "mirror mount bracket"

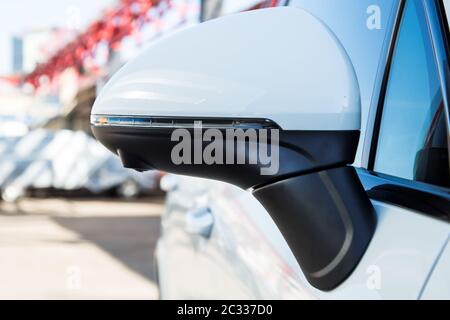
[253,166,376,291]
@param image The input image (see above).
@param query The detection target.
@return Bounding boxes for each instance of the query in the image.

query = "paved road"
[0,197,164,299]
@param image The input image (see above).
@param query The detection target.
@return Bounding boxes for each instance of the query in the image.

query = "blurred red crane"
[23,0,279,90]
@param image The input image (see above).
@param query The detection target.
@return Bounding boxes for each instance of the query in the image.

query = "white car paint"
[420,236,450,299]
[157,177,450,299]
[92,7,361,131]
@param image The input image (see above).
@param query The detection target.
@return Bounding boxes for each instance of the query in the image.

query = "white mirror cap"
[92,7,361,131]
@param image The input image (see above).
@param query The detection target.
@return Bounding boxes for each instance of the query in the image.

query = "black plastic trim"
[368,0,406,170]
[91,125,359,190]
[253,166,376,291]
[358,168,450,222]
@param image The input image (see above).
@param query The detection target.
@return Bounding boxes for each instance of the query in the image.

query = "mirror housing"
[91,7,376,290]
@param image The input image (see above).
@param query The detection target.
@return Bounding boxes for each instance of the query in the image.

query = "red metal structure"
[23,0,279,90]
[24,0,166,89]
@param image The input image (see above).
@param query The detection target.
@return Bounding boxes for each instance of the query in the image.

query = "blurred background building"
[12,28,76,74]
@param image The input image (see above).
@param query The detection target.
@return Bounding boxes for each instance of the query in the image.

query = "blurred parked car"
[0,129,159,201]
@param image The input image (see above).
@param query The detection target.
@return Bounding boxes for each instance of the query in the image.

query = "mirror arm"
[253,166,376,291]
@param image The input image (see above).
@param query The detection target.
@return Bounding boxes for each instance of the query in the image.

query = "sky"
[0,0,115,75]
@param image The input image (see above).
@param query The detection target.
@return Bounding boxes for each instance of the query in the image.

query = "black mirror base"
[253,166,376,291]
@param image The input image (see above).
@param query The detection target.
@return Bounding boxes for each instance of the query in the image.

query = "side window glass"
[374,0,450,188]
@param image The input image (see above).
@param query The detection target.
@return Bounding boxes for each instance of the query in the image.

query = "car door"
[157,175,221,299]
[204,0,450,299]
[356,0,450,298]
[160,0,450,299]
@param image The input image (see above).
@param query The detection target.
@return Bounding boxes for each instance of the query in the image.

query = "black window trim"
[367,0,406,170]
[358,168,449,221]
[363,0,450,220]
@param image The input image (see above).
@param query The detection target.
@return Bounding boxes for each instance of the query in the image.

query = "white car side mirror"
[91,7,375,290]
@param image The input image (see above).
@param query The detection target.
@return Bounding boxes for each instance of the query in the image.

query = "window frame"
[361,0,450,220]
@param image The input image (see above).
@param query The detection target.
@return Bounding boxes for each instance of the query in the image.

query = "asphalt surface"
[0,196,164,299]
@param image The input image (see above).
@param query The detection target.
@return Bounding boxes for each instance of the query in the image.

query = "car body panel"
[420,236,450,299]
[157,176,259,299]
[155,0,450,299]
[158,177,450,299]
